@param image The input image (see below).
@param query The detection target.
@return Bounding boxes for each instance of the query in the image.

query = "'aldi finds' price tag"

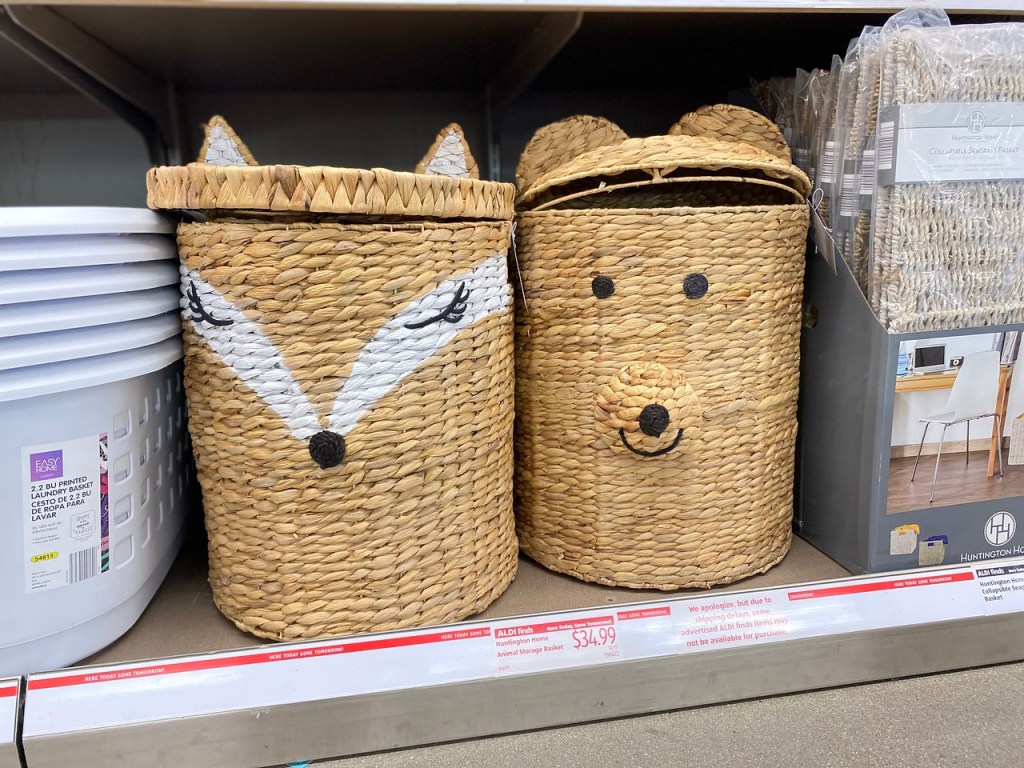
[493,612,620,676]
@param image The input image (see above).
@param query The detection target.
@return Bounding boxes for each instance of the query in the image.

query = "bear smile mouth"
[619,428,684,457]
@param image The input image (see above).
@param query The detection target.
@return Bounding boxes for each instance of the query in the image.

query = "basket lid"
[147,116,515,220]
[516,106,811,211]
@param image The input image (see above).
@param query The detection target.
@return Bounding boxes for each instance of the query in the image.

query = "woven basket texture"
[1010,417,1024,466]
[515,115,629,192]
[513,108,810,590]
[870,23,1024,333]
[153,118,518,640]
[148,117,513,221]
[668,104,792,163]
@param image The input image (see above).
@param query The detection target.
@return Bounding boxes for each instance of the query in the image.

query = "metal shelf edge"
[20,613,1024,768]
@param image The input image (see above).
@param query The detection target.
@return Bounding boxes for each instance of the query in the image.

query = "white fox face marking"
[181,266,323,442]
[181,253,510,468]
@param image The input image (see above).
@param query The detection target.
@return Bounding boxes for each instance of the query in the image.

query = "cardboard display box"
[797,245,1024,574]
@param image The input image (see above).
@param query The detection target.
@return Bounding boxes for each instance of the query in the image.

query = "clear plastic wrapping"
[792,68,814,175]
[843,25,882,293]
[869,11,1024,333]
[811,56,843,224]
[828,33,865,254]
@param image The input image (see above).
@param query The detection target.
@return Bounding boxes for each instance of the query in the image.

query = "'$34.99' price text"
[571,626,616,650]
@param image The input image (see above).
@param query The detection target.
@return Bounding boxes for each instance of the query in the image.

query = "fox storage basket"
[513,105,811,590]
[147,118,518,640]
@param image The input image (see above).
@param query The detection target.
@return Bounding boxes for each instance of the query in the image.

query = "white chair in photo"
[1007,361,1024,465]
[911,350,1004,502]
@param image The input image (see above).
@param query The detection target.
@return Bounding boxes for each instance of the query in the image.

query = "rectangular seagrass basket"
[147,117,518,640]
[513,105,811,590]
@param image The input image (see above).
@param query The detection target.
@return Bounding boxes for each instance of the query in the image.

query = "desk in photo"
[895,365,1012,478]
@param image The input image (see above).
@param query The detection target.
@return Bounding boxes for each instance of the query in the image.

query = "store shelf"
[2,4,1021,199]
[5,3,1024,767]
[80,528,851,667]
[9,0,1024,13]
[18,539,1024,768]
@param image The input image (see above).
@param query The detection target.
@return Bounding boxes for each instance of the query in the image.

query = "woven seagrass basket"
[147,117,518,640]
[513,106,811,590]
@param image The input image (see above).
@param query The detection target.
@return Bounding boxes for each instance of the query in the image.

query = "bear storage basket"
[513,106,812,590]
[147,117,518,640]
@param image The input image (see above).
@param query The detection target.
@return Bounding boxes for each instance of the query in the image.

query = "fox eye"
[592,275,614,299]
[405,282,471,330]
[186,281,233,326]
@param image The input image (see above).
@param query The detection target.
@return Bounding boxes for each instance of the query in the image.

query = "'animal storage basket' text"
[513,105,811,590]
[147,118,518,639]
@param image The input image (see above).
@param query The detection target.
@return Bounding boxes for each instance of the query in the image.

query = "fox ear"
[197,116,258,166]
[416,123,478,180]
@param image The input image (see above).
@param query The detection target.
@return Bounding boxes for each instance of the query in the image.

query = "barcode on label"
[877,121,895,171]
[860,149,877,196]
[820,140,837,185]
[839,173,857,218]
[794,146,810,173]
[68,547,98,584]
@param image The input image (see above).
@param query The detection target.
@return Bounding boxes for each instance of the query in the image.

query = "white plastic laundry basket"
[0,208,190,676]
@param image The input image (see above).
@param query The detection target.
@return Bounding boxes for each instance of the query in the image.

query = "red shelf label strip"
[787,571,975,601]
[29,625,492,691]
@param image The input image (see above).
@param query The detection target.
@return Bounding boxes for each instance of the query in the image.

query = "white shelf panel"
[19,556,1024,768]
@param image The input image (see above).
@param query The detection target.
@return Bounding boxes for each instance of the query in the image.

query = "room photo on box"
[887,329,1024,519]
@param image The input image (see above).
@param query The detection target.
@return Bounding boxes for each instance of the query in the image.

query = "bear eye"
[683,273,709,300]
[592,275,615,299]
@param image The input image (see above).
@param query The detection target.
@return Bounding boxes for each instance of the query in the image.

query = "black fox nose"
[309,430,346,469]
[638,404,671,437]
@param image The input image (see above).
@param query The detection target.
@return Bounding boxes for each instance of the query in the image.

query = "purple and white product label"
[29,450,63,482]
[22,435,105,594]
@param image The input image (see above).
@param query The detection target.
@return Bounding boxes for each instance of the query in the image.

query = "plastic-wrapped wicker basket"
[147,117,518,640]
[513,106,811,590]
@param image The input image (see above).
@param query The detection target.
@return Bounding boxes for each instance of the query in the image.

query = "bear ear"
[197,116,258,166]
[415,123,479,180]
[668,104,792,163]
[516,115,628,192]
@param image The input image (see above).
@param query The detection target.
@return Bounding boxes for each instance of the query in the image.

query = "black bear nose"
[638,404,671,437]
[308,430,346,469]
